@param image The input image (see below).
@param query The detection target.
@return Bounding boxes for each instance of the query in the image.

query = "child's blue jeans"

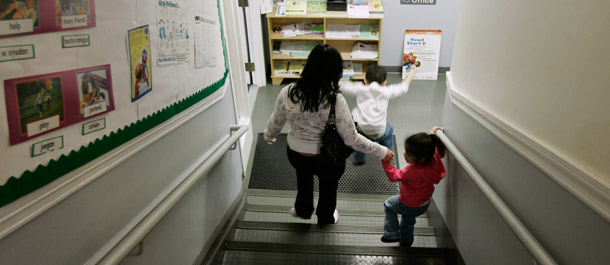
[383,195,430,247]
[353,122,394,163]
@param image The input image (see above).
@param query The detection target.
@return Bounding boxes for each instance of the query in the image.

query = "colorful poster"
[3,65,114,145]
[0,0,95,38]
[128,25,152,102]
[156,0,190,65]
[402,30,442,80]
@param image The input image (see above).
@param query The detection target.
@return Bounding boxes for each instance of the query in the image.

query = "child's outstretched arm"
[404,67,417,86]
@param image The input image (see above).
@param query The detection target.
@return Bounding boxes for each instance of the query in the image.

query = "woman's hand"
[382,149,394,162]
[265,138,277,145]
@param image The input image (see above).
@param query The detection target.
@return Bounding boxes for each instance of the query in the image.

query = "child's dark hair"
[365,65,387,84]
[404,132,446,164]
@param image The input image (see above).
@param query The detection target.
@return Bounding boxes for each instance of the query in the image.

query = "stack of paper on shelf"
[326,24,360,39]
[359,24,379,39]
[274,60,307,76]
[351,42,378,59]
[347,4,369,18]
[280,23,323,37]
[368,1,383,13]
[285,1,307,15]
[278,41,318,55]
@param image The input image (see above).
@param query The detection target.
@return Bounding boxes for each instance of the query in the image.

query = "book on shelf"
[368,1,383,13]
[275,5,286,16]
[347,4,369,18]
[307,1,327,13]
[273,41,282,53]
[285,1,307,15]
[288,60,306,73]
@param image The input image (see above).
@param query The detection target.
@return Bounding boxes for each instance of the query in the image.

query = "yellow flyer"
[128,25,152,102]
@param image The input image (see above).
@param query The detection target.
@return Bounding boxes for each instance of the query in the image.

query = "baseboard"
[195,187,246,265]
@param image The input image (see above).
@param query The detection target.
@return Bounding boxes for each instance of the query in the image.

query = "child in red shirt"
[381,126,446,247]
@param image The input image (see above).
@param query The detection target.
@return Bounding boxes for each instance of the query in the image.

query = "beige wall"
[449,1,610,182]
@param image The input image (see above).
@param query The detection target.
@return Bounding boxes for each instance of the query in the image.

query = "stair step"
[236,221,435,236]
[222,249,447,265]
[234,221,436,248]
[247,188,390,201]
[247,203,386,217]
[244,211,429,227]
[246,192,427,218]
[223,242,449,265]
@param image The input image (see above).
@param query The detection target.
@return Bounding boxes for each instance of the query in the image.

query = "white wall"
[0,88,244,265]
[436,96,610,265]
[380,0,461,67]
[449,0,610,182]
[435,1,610,264]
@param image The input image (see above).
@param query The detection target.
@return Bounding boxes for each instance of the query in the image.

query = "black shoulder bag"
[321,94,354,164]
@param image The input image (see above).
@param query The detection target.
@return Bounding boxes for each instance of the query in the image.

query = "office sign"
[400,0,436,5]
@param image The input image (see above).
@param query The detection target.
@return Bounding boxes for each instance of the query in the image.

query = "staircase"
[209,189,453,265]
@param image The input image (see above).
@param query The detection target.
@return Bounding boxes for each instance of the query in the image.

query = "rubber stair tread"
[246,203,427,218]
[224,240,450,257]
[236,220,435,236]
[247,188,390,201]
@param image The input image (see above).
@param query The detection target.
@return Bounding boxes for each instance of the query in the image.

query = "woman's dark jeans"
[287,147,345,224]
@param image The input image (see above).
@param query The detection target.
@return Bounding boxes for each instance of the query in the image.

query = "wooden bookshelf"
[267,5,383,86]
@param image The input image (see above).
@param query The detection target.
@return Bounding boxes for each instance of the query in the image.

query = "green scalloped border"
[0,0,229,208]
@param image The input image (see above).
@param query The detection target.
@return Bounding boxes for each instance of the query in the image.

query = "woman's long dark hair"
[289,44,343,112]
[405,133,446,164]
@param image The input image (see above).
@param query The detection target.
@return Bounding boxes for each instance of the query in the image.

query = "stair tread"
[223,249,447,265]
[247,188,391,201]
[225,241,450,257]
[236,220,435,235]
[244,211,429,227]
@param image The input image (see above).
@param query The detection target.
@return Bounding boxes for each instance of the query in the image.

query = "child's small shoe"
[352,161,365,166]
[380,236,400,243]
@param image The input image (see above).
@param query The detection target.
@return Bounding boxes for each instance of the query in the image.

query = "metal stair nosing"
[246,188,392,201]
[235,220,436,236]
[245,203,428,218]
[224,240,450,258]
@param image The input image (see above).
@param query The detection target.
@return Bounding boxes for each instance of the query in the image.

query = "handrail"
[435,129,557,265]
[97,124,248,265]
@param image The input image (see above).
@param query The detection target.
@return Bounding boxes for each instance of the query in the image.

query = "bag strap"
[327,93,337,124]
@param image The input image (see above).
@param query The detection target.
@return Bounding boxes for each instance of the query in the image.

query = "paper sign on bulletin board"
[3,64,115,145]
[402,30,442,80]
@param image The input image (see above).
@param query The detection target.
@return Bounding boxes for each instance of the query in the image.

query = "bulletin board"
[0,0,229,207]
